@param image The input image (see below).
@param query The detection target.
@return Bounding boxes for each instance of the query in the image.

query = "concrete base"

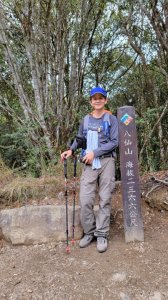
[0,205,83,245]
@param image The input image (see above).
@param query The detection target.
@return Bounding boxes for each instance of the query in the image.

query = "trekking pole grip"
[73,156,77,177]
[64,158,67,178]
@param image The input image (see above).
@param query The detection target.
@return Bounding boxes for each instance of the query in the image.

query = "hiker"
[61,86,118,252]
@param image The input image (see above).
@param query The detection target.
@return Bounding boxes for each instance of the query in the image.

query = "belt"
[99,154,113,159]
[81,153,113,164]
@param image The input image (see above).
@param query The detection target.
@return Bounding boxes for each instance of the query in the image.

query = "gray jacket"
[70,113,118,158]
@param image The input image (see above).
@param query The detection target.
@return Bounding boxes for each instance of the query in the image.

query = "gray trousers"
[79,157,115,237]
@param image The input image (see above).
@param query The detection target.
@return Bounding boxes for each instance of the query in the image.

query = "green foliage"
[0,123,56,177]
[0,0,168,176]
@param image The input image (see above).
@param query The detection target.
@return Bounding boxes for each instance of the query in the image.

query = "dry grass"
[0,159,82,206]
[0,175,63,203]
[0,158,13,186]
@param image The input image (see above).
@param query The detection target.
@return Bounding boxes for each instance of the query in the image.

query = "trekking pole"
[71,155,77,245]
[64,158,70,254]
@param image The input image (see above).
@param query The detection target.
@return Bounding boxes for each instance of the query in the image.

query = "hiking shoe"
[97,237,108,253]
[79,234,94,248]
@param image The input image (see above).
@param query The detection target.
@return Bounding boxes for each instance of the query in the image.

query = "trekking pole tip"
[66,245,70,254]
[71,239,75,246]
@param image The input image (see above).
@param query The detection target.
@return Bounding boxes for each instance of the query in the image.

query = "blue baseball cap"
[90,86,107,97]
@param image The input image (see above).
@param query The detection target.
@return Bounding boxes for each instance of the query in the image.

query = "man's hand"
[60,149,72,162]
[82,151,94,165]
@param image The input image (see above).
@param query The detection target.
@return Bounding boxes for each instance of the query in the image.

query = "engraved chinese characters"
[117,106,144,243]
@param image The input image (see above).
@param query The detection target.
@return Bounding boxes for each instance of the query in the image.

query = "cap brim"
[90,92,107,97]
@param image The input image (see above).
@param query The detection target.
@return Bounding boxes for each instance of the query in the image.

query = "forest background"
[0,0,168,179]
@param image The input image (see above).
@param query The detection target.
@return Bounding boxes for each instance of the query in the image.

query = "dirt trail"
[0,195,168,300]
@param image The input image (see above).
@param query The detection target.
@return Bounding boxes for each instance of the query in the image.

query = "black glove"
[76,135,87,150]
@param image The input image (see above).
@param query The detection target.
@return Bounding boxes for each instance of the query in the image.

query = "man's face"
[90,93,107,110]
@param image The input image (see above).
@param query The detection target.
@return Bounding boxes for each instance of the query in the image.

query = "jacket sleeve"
[93,115,119,158]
